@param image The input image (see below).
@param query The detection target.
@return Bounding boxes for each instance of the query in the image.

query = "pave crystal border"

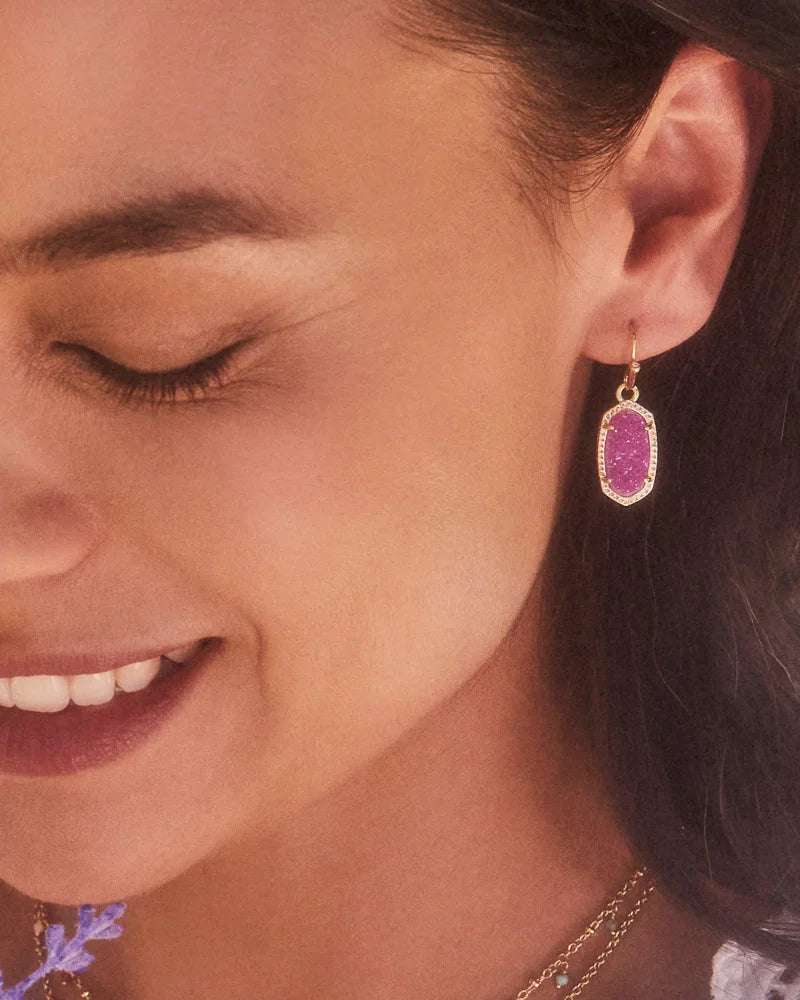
[596,400,658,506]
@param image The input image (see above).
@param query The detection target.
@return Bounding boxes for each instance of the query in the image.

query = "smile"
[0,638,217,776]
[0,641,201,713]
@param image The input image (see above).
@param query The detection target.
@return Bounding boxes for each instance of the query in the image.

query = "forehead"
[0,0,488,240]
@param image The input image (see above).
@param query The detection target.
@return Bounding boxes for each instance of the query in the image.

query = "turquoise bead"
[555,972,570,988]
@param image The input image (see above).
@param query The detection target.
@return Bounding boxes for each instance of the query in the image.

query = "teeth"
[0,678,13,708]
[115,657,161,693]
[70,670,117,706]
[10,675,71,713]
[0,646,196,713]
[163,641,200,664]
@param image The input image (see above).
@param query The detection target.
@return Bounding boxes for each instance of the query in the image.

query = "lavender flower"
[0,902,126,1000]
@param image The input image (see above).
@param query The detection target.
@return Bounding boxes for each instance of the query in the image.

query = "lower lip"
[0,640,216,777]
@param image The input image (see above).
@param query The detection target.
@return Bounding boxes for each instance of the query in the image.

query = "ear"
[581,42,773,364]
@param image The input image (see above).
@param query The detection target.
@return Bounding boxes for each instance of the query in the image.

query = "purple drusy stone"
[605,409,650,497]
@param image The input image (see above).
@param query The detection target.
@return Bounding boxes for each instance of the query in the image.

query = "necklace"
[33,868,654,1000]
[512,869,655,998]
[32,901,94,1000]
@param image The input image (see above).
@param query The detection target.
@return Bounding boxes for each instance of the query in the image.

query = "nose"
[0,463,98,584]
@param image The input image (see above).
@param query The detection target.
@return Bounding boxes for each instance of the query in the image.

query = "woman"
[0,0,797,997]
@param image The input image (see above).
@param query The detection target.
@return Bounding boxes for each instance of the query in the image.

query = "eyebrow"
[1,187,319,275]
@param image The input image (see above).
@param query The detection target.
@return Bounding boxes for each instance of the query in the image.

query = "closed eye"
[53,338,248,408]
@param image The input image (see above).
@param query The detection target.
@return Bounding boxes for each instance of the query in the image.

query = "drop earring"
[597,321,658,505]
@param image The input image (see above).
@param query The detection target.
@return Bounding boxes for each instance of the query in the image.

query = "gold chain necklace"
[33,868,654,1000]
[512,869,655,998]
[33,901,94,1000]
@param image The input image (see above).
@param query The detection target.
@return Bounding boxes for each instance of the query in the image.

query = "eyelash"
[57,341,243,408]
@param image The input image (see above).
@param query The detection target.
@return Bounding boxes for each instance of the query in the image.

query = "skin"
[0,1,773,997]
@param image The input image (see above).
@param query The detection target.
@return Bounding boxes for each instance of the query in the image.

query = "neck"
[22,599,720,1000]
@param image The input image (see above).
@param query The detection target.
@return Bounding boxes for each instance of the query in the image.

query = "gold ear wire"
[624,320,641,392]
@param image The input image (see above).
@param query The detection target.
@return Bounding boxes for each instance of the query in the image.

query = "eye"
[53,339,247,408]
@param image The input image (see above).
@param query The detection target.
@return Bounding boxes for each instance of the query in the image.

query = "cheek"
[71,221,565,793]
[125,314,560,732]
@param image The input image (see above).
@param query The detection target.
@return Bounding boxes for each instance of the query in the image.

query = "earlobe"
[583,43,773,364]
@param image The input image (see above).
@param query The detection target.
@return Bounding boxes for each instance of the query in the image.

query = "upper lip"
[0,641,204,679]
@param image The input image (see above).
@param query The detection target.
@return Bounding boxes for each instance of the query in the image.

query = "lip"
[0,638,217,777]
[0,642,201,678]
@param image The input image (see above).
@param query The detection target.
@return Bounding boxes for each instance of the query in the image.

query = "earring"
[597,321,658,506]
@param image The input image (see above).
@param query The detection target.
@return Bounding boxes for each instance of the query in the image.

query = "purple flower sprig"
[0,902,126,1000]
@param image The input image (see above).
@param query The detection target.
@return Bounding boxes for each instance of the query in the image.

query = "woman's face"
[0,0,601,902]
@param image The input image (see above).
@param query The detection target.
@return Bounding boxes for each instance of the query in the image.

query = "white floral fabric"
[711,940,800,1000]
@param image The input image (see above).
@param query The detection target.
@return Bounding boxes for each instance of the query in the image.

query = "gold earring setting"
[597,322,658,506]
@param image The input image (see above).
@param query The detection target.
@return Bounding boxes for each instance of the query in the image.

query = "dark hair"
[389,0,800,970]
